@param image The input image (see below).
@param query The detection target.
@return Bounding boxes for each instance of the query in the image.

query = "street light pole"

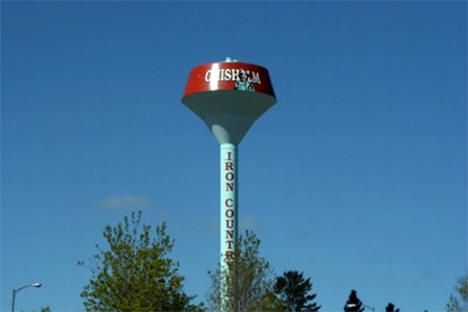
[11,282,42,312]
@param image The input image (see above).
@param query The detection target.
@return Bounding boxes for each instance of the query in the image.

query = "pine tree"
[273,270,320,312]
[386,302,400,312]
[344,290,364,312]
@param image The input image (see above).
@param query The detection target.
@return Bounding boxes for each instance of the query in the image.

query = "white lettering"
[205,69,262,84]
[231,69,239,81]
[251,72,261,84]
[224,69,232,81]
[205,70,211,82]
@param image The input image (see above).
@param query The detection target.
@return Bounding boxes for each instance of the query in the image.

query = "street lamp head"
[12,282,42,312]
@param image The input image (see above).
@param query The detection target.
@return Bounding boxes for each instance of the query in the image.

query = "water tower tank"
[182,59,276,267]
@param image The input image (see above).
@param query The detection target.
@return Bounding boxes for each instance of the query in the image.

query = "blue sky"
[1,1,466,311]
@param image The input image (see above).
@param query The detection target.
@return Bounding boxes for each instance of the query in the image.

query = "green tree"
[40,306,52,312]
[207,230,276,312]
[79,211,204,312]
[273,270,320,312]
[446,274,468,312]
[344,290,364,312]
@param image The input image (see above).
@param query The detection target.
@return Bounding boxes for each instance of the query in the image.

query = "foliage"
[79,211,204,312]
[385,303,400,312]
[207,230,274,312]
[273,270,321,312]
[261,292,285,312]
[344,290,364,312]
[40,307,51,312]
[446,274,468,312]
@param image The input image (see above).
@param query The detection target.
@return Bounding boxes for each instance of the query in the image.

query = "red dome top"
[183,62,275,98]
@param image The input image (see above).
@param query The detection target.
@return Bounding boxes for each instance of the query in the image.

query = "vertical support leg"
[220,143,238,310]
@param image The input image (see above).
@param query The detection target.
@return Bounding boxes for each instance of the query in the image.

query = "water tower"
[182,58,276,269]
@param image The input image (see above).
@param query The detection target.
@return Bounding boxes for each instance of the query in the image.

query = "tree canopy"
[207,230,275,312]
[273,270,321,312]
[79,211,204,312]
[385,302,400,312]
[344,290,364,312]
[446,274,468,312]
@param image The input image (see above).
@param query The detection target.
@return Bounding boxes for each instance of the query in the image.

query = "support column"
[220,143,238,270]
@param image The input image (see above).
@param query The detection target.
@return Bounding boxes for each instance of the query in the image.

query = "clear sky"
[1,1,466,312]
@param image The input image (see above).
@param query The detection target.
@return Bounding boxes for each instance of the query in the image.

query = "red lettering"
[226,182,234,191]
[225,172,234,181]
[226,230,234,239]
[225,251,234,260]
[225,198,233,207]
[225,209,234,218]
[226,220,234,228]
[225,162,234,171]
